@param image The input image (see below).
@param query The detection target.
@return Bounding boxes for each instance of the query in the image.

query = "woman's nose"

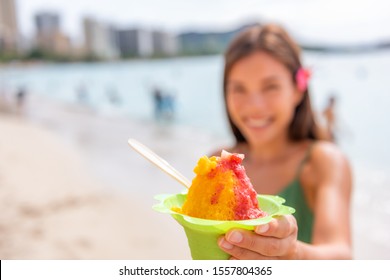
[247,91,267,109]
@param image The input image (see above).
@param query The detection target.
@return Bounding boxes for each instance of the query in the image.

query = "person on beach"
[152,86,176,120]
[76,82,88,104]
[322,95,337,142]
[215,24,352,259]
[15,86,27,112]
[106,85,121,105]
[152,86,164,119]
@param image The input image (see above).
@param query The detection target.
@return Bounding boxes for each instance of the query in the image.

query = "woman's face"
[226,51,302,146]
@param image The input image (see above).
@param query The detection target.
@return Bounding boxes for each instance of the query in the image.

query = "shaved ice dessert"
[174,150,266,220]
[153,150,295,259]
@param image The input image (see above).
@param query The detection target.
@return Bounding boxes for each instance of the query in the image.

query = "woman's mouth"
[245,117,273,129]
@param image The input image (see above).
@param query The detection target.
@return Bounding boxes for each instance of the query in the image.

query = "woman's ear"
[293,87,305,106]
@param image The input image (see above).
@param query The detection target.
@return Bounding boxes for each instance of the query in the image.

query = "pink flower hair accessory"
[295,67,311,92]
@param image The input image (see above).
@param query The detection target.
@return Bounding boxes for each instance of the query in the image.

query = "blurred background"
[1,0,389,259]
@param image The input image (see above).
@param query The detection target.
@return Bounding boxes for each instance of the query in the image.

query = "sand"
[0,93,221,259]
[1,93,389,260]
[0,114,188,259]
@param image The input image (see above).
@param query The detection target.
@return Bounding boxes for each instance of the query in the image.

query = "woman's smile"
[244,116,273,130]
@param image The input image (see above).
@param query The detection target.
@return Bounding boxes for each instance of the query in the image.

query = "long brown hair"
[223,24,324,143]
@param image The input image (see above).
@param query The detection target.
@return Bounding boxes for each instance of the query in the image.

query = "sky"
[16,0,390,45]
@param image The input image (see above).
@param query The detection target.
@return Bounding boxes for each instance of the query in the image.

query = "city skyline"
[15,0,390,45]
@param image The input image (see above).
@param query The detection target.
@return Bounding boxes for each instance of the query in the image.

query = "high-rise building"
[117,28,153,58]
[35,12,60,35]
[152,31,178,56]
[0,0,19,52]
[83,17,119,60]
[34,12,71,56]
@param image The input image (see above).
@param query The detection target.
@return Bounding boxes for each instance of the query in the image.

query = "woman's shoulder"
[309,140,351,176]
[311,141,347,161]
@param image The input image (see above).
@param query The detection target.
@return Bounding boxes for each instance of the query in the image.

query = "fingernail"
[219,238,233,250]
[227,231,243,243]
[256,223,269,234]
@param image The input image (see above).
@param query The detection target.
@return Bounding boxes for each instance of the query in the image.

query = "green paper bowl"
[153,193,295,260]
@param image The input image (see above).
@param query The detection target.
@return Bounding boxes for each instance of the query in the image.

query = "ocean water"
[2,51,390,169]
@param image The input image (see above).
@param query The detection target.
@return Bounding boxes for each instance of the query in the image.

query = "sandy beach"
[0,115,191,259]
[1,93,389,260]
[0,94,230,259]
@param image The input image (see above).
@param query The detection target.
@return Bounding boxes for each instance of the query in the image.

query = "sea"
[2,50,390,168]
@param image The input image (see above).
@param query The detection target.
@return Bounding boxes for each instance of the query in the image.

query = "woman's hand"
[218,215,299,260]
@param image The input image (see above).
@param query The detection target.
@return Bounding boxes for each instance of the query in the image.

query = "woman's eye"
[228,85,246,94]
[263,84,279,92]
[235,87,245,93]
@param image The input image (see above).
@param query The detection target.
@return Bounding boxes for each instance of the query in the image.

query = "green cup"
[153,193,295,260]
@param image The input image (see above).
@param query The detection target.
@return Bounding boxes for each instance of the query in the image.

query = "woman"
[215,24,352,259]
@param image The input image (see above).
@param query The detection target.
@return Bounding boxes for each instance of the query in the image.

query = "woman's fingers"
[218,235,275,260]
[218,215,298,259]
[219,230,293,257]
[255,215,297,238]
